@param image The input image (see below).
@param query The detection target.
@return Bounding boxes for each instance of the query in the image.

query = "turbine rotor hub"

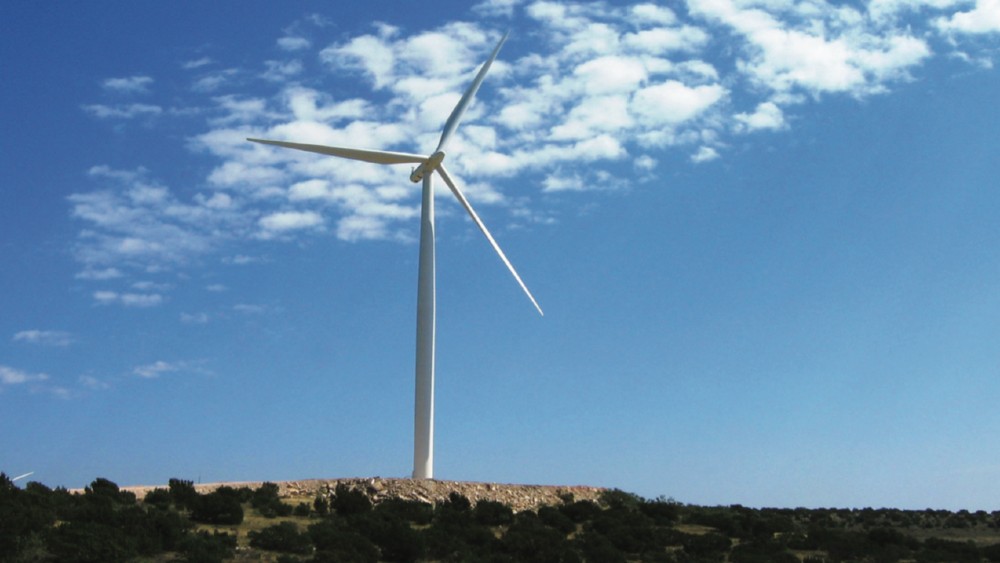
[409,151,447,183]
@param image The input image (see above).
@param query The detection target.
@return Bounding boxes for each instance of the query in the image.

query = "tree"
[190,490,244,525]
[248,521,313,554]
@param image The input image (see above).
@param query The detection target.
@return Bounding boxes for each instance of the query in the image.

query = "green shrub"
[143,488,172,509]
[474,500,514,526]
[332,484,372,516]
[169,478,199,511]
[190,490,244,525]
[176,530,236,563]
[313,494,329,516]
[376,498,433,525]
[308,520,379,563]
[248,521,312,554]
[252,482,293,517]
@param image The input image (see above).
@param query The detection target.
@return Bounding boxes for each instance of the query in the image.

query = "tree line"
[3,472,1000,562]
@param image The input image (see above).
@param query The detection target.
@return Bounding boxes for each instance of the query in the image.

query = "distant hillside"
[9,473,1000,562]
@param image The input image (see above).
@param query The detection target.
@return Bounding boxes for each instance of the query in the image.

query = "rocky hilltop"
[121,477,607,512]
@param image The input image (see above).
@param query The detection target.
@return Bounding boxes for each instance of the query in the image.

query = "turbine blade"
[248,138,426,165]
[435,30,509,154]
[438,165,543,316]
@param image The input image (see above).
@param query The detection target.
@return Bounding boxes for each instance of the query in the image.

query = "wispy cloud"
[183,57,214,70]
[13,330,74,347]
[0,365,49,386]
[277,36,311,51]
[79,375,110,390]
[132,359,212,380]
[70,1,1000,283]
[83,103,162,119]
[103,75,153,94]
[258,210,324,238]
[133,360,179,378]
[93,291,164,307]
[181,312,210,324]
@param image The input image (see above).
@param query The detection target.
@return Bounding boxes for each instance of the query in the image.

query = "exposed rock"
[118,477,607,513]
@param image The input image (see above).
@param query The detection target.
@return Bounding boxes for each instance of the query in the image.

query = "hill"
[116,476,607,513]
[7,473,1000,562]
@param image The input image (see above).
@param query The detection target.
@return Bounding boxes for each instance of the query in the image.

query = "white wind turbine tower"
[248,31,542,480]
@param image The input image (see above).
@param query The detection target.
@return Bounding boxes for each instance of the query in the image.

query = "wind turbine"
[248,31,542,479]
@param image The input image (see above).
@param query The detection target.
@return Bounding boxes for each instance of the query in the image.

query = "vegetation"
[3,472,1000,562]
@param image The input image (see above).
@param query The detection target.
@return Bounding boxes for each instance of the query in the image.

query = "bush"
[190,490,244,525]
[598,489,641,511]
[639,496,681,524]
[680,532,731,559]
[353,512,424,562]
[474,500,514,526]
[313,494,329,516]
[559,500,602,523]
[332,484,372,516]
[248,521,312,554]
[309,520,379,563]
[252,482,293,518]
[376,498,433,525]
[176,530,236,563]
[502,512,578,563]
[440,492,472,513]
[539,505,577,535]
[143,488,172,509]
[169,478,199,511]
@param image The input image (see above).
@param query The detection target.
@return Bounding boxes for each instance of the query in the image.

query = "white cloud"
[735,101,786,131]
[321,33,397,89]
[634,155,657,172]
[278,36,311,51]
[83,103,162,119]
[258,210,324,234]
[687,0,930,97]
[550,95,633,140]
[631,81,727,125]
[262,59,303,81]
[691,146,720,163]
[234,303,268,314]
[573,56,648,94]
[69,168,235,271]
[191,69,238,92]
[0,365,49,386]
[622,26,710,54]
[542,172,587,192]
[76,267,123,280]
[79,375,110,390]
[93,290,163,307]
[69,1,1000,279]
[181,312,210,324]
[473,0,524,17]
[103,76,153,94]
[133,361,178,379]
[226,254,264,265]
[937,0,1000,34]
[13,330,73,346]
[632,3,677,25]
[183,57,213,70]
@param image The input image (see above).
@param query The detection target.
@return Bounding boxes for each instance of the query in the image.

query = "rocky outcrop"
[122,477,607,513]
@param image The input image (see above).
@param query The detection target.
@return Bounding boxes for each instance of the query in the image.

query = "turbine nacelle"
[409,151,446,183]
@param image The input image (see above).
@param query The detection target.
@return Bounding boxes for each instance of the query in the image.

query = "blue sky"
[2,0,1000,510]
